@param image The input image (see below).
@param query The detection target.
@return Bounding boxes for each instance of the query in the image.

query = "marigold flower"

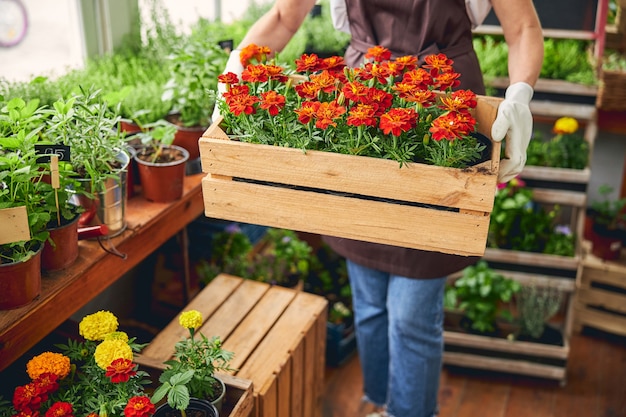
[380,108,417,136]
[553,117,578,134]
[367,88,394,115]
[105,358,137,383]
[259,91,286,116]
[295,81,321,100]
[295,53,323,72]
[104,331,129,343]
[365,45,392,62]
[13,382,45,411]
[314,101,346,129]
[434,71,461,90]
[342,81,370,103]
[401,68,433,89]
[227,93,259,116]
[123,396,156,417]
[79,311,119,341]
[26,353,71,380]
[394,55,418,71]
[217,72,240,90]
[94,339,133,370]
[45,402,73,417]
[347,104,377,127]
[321,56,346,74]
[33,373,60,396]
[179,310,203,330]
[14,410,40,417]
[294,101,320,124]
[423,53,454,76]
[310,70,338,94]
[239,44,270,66]
[242,64,270,83]
[429,112,470,141]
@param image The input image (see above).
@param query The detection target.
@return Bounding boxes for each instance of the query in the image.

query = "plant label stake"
[0,206,31,245]
[50,154,61,226]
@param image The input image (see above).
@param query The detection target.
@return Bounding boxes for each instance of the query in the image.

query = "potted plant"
[162,32,228,162]
[0,310,156,417]
[44,89,131,237]
[515,281,564,342]
[526,116,589,170]
[151,310,234,415]
[133,120,190,203]
[587,184,626,260]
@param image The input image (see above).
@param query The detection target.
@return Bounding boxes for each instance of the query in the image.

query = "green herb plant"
[516,282,563,339]
[590,184,626,232]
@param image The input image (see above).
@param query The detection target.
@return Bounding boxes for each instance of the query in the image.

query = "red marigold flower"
[429,112,472,141]
[228,93,259,116]
[393,84,436,106]
[223,85,250,106]
[395,55,418,72]
[434,71,461,90]
[423,53,454,77]
[449,110,477,135]
[295,81,321,100]
[321,56,346,74]
[401,68,433,89]
[380,108,417,136]
[353,66,374,82]
[264,64,288,82]
[217,72,239,86]
[242,64,270,83]
[381,61,403,79]
[105,358,136,384]
[260,91,286,116]
[342,81,369,103]
[310,70,338,94]
[13,383,45,411]
[14,410,40,417]
[45,402,73,417]
[366,88,394,115]
[369,63,390,84]
[438,90,477,112]
[295,53,323,72]
[314,101,346,129]
[294,101,320,124]
[365,46,392,62]
[33,373,60,396]
[347,104,377,127]
[123,396,156,417]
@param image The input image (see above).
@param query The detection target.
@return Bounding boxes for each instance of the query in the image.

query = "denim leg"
[348,260,445,417]
[348,260,390,406]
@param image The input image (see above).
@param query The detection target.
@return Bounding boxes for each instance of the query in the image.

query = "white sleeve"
[330,0,351,34]
[465,0,492,29]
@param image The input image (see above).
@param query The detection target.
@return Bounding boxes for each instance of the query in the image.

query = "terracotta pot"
[135,145,189,202]
[166,114,206,161]
[42,214,80,272]
[0,243,43,310]
[153,398,218,417]
[591,232,622,261]
[119,120,142,135]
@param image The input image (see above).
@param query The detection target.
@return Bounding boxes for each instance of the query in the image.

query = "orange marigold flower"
[353,65,374,82]
[105,358,137,384]
[242,64,270,83]
[124,396,156,417]
[429,111,473,141]
[218,72,239,87]
[365,45,392,62]
[45,402,73,417]
[314,101,346,129]
[439,89,477,112]
[228,93,259,116]
[239,44,270,66]
[294,101,320,124]
[295,53,323,72]
[381,61,403,79]
[434,71,461,90]
[347,104,377,127]
[264,64,288,82]
[321,56,346,73]
[295,81,321,100]
[260,91,286,116]
[310,70,338,94]
[393,84,436,106]
[423,53,454,76]
[369,63,390,84]
[401,68,433,89]
[380,108,417,136]
[394,55,418,71]
[342,81,370,103]
[366,88,394,115]
[27,353,71,381]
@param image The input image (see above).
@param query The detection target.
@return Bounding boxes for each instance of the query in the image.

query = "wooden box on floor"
[199,95,502,258]
[136,274,328,417]
[575,244,626,337]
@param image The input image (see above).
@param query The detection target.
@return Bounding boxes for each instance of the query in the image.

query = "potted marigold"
[201,45,502,257]
[0,310,155,417]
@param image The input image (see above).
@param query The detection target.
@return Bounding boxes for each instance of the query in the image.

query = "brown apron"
[323,0,488,279]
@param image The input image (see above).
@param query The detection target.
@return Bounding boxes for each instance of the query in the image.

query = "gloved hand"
[211,49,244,123]
[491,82,534,184]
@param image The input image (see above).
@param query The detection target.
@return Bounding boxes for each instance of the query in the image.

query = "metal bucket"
[75,150,130,237]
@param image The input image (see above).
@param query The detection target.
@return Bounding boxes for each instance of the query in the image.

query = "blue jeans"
[347,260,445,417]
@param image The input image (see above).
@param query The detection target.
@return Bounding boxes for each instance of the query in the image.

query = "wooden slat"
[530,188,588,207]
[576,287,626,314]
[521,166,591,184]
[444,331,569,359]
[277,357,292,417]
[484,247,580,271]
[443,351,567,380]
[202,177,491,257]
[574,305,626,337]
[475,25,601,43]
[199,138,497,212]
[290,342,305,417]
[303,325,317,417]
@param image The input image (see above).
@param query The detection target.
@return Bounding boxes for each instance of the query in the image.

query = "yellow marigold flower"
[179,310,203,330]
[552,117,578,135]
[79,310,119,341]
[104,331,129,342]
[26,352,71,380]
[94,339,133,370]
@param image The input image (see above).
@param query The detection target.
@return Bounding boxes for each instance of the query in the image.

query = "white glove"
[330,0,351,34]
[212,49,244,124]
[491,82,534,184]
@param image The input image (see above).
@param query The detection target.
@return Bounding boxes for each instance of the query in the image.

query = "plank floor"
[322,327,626,417]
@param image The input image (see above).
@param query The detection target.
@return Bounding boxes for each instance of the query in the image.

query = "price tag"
[35,144,71,163]
[0,207,31,245]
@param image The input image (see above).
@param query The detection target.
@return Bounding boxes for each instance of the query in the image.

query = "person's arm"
[237,0,318,54]
[489,0,543,183]
[491,0,543,87]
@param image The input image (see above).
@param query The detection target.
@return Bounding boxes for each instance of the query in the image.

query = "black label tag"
[35,144,71,163]
[218,39,234,53]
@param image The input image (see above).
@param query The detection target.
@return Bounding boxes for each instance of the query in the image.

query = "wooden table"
[0,173,205,372]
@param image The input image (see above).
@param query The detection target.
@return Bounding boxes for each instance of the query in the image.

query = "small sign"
[0,206,31,245]
[35,144,71,163]
[218,39,234,53]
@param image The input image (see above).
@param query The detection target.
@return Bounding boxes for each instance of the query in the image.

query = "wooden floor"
[321,327,626,417]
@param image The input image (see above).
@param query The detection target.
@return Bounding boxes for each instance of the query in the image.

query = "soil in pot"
[154,398,218,417]
[135,145,189,203]
[42,213,80,272]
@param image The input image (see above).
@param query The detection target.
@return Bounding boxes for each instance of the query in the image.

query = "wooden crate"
[199,96,502,258]
[596,69,626,112]
[574,245,626,336]
[136,274,328,417]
